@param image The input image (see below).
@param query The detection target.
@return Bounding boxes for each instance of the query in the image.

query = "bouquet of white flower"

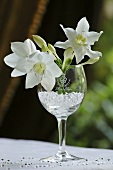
[3,17,103,163]
[4,17,103,92]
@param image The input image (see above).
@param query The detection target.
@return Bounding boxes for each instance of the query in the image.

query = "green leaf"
[32,35,46,48]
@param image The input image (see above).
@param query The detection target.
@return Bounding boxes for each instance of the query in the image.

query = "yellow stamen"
[75,34,86,46]
[33,62,45,74]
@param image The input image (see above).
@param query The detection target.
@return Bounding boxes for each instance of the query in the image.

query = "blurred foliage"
[67,0,113,149]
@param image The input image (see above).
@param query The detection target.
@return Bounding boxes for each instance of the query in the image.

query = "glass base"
[40,150,84,163]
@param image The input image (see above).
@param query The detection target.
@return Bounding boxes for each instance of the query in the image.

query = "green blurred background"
[67,0,113,149]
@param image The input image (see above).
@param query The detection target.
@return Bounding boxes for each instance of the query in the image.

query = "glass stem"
[57,117,67,153]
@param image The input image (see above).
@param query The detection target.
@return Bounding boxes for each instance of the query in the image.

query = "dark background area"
[0,0,103,143]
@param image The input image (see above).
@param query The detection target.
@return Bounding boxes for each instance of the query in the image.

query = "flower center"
[75,34,86,46]
[33,62,46,74]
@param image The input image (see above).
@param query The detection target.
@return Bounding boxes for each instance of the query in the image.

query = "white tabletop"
[0,138,113,170]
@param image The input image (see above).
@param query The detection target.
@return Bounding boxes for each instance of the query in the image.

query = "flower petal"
[60,24,76,41]
[86,31,103,45]
[54,40,71,49]
[24,39,37,54]
[41,73,55,91]
[41,52,55,64]
[25,72,41,89]
[11,42,29,57]
[86,48,102,58]
[74,46,86,64]
[15,59,35,73]
[4,53,22,68]
[46,62,62,77]
[79,57,100,66]
[76,17,89,34]
[11,68,26,77]
[29,51,42,62]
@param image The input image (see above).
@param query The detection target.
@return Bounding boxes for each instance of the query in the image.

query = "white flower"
[25,52,62,91]
[4,39,37,76]
[55,17,103,64]
[4,38,62,91]
[6,49,62,91]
